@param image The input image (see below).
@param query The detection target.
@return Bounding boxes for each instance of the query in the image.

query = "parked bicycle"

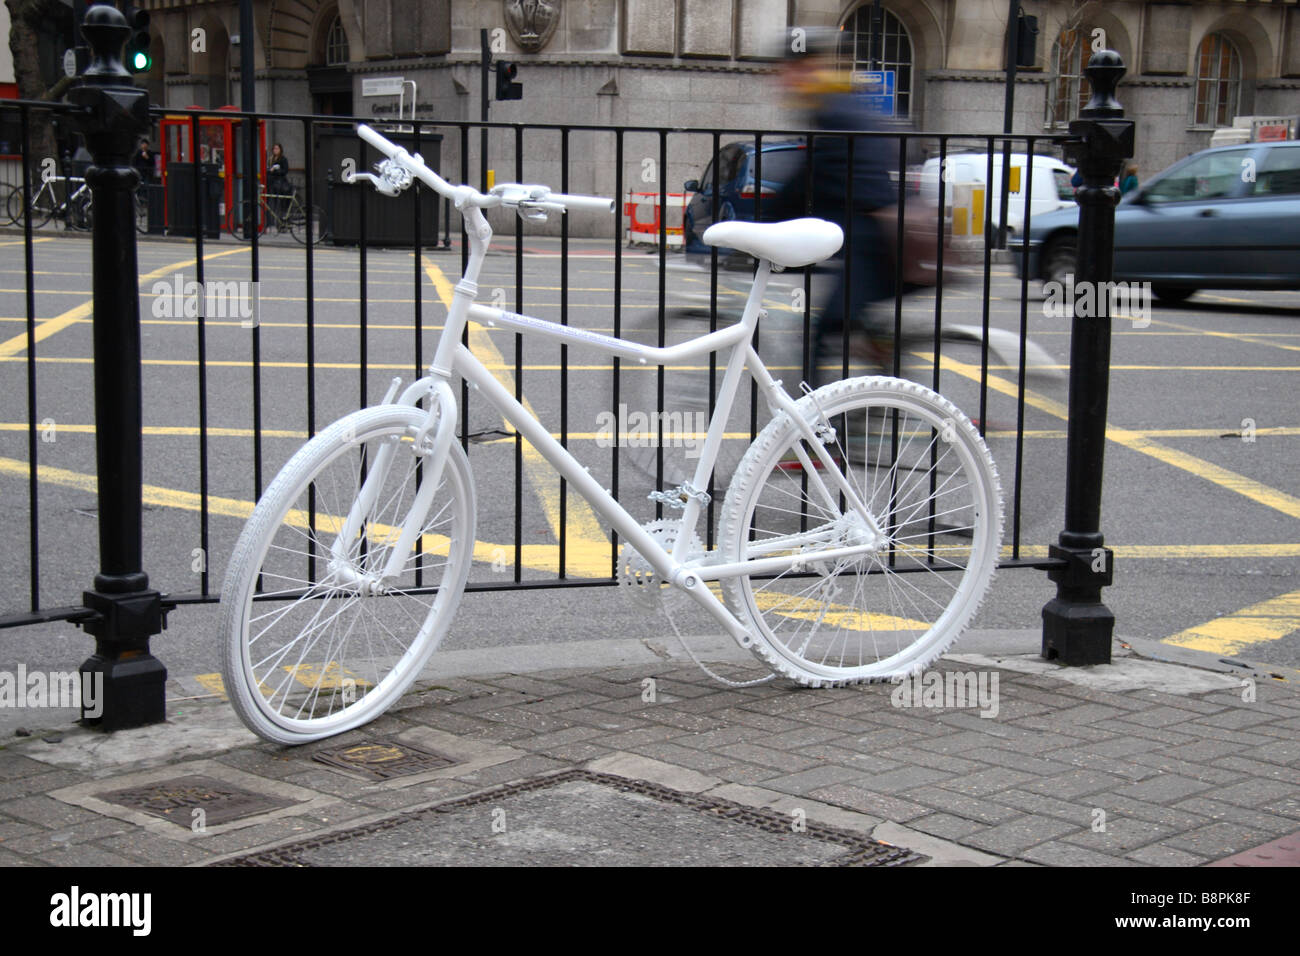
[230,182,325,245]
[220,124,1002,745]
[7,174,93,230]
[133,188,151,235]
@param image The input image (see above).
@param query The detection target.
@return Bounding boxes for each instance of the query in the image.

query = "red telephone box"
[159,107,265,232]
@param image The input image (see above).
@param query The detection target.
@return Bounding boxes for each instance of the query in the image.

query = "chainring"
[617,518,704,609]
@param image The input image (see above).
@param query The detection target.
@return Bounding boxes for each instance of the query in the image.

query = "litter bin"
[142,182,165,234]
[318,128,441,246]
[166,162,222,238]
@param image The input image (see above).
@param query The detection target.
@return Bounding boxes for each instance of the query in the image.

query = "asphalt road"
[0,225,1296,731]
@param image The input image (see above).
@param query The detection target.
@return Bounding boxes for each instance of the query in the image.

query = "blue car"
[1019,140,1300,301]
[683,140,807,261]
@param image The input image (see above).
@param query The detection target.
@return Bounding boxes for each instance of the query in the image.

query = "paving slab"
[1,631,1295,867]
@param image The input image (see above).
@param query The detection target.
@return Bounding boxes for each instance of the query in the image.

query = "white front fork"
[328,377,458,591]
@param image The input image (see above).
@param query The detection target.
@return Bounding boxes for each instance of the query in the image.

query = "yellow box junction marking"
[422,255,610,576]
[1165,589,1300,657]
[0,245,249,359]
[931,352,1300,522]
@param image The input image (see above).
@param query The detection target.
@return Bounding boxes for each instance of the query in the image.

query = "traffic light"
[495,61,522,100]
[124,5,151,73]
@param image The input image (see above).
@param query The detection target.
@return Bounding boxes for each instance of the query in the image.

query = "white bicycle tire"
[220,404,476,744]
[718,376,1002,686]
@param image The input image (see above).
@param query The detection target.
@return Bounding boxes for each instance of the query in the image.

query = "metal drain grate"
[312,739,457,781]
[217,770,925,866]
[98,775,296,827]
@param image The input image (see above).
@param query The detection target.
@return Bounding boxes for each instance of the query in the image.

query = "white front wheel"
[220,405,476,744]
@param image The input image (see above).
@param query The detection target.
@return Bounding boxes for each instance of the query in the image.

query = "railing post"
[66,4,167,728]
[1041,50,1135,666]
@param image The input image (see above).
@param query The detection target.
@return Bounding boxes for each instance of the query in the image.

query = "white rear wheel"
[718,377,1001,686]
[220,405,475,744]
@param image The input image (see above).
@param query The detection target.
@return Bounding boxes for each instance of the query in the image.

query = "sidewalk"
[1,630,1297,867]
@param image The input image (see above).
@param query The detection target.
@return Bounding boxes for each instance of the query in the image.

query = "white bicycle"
[220,123,1003,745]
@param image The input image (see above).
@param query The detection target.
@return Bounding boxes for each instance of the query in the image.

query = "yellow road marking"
[0,246,249,359]
[282,661,372,690]
[1149,317,1300,354]
[933,353,1300,522]
[0,423,309,439]
[747,589,928,632]
[423,256,610,576]
[5,421,1296,443]
[1164,589,1300,656]
[0,237,54,249]
[193,673,228,698]
[1007,544,1300,559]
[191,665,371,701]
[2,451,1293,563]
[0,453,602,576]
[0,355,806,373]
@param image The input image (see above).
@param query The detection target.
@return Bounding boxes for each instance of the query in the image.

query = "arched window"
[1193,33,1240,127]
[1047,28,1090,127]
[841,5,913,118]
[325,15,349,66]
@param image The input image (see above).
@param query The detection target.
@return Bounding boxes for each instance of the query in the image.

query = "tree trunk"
[6,0,68,175]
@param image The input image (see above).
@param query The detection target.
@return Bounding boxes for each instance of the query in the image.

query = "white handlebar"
[545,193,618,214]
[352,123,614,215]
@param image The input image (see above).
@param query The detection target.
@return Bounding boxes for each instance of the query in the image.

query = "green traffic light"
[132,50,150,71]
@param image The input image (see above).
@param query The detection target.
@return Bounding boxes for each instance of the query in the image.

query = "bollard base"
[78,587,168,730]
[78,652,167,730]
[1041,597,1114,665]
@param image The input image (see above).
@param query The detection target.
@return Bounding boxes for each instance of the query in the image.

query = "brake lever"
[343,158,413,197]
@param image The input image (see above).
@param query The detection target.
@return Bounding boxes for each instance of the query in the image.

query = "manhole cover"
[98,775,296,827]
[313,739,456,781]
[218,770,924,866]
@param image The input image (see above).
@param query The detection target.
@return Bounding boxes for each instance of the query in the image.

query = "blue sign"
[852,70,895,117]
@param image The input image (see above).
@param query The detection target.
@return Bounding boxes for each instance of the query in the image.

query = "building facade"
[124,0,1300,218]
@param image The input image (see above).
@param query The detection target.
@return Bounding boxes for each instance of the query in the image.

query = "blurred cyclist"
[771,26,899,388]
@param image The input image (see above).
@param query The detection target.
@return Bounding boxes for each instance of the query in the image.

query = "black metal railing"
[0,103,1079,621]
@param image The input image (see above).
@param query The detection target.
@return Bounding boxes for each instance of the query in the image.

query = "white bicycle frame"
[343,124,889,647]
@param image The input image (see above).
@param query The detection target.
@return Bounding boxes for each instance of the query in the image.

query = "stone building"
[129,0,1298,226]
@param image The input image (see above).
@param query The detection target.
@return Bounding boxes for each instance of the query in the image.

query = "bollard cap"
[1081,51,1125,118]
[81,3,131,81]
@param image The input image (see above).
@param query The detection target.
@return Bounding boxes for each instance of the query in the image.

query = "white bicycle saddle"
[701,218,843,268]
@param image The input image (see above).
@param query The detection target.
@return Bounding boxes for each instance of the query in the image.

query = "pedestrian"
[770,26,898,390]
[1120,162,1139,195]
[132,138,154,184]
[268,143,291,222]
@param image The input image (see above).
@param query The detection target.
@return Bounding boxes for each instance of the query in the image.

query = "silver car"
[1019,140,1300,302]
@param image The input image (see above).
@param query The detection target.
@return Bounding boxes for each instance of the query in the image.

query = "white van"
[916,153,1077,236]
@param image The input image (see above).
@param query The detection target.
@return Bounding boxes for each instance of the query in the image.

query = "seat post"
[739,258,772,333]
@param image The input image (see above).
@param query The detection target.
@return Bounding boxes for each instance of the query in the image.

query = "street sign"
[852,70,895,117]
[361,77,404,97]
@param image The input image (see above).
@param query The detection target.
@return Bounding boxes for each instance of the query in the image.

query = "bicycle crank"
[617,518,704,609]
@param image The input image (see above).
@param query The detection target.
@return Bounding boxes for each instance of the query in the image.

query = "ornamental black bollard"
[66,4,168,728]
[1041,50,1135,666]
